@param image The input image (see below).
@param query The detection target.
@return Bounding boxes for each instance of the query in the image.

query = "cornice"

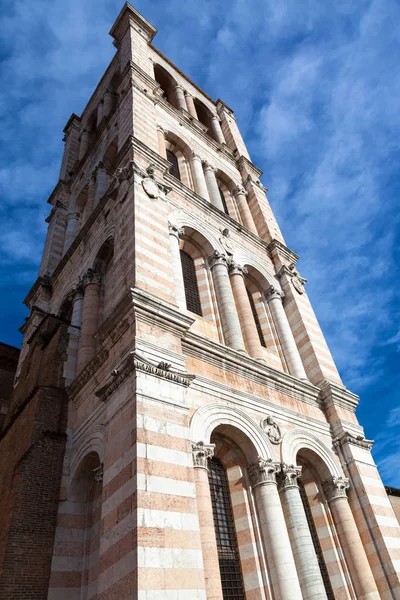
[62,113,81,135]
[333,432,374,451]
[67,348,110,400]
[46,180,70,207]
[319,379,359,413]
[267,239,300,265]
[131,286,195,335]
[237,155,263,180]
[110,3,157,44]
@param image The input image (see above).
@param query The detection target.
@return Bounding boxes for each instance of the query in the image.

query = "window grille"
[299,480,335,600]
[167,149,180,180]
[180,250,202,316]
[246,289,266,347]
[208,457,245,600]
[218,187,229,215]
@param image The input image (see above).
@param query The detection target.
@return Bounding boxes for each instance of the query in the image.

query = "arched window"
[246,289,266,347]
[167,149,180,180]
[208,457,245,600]
[154,64,179,109]
[218,187,229,215]
[180,250,202,316]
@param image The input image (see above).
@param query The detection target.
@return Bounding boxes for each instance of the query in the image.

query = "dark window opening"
[180,250,202,316]
[246,289,266,347]
[219,187,229,215]
[208,457,245,600]
[299,480,335,600]
[167,149,180,180]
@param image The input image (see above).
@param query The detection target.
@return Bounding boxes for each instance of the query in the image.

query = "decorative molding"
[131,286,195,335]
[232,185,247,198]
[67,348,109,400]
[278,263,307,295]
[319,380,359,413]
[192,441,215,468]
[228,261,247,277]
[260,415,282,444]
[82,268,101,287]
[264,285,284,302]
[267,239,300,265]
[248,457,280,488]
[333,432,374,451]
[168,222,184,240]
[208,250,228,270]
[323,476,350,502]
[278,464,302,491]
[95,350,195,402]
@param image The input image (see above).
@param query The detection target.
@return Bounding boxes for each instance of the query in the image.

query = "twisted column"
[203,162,225,211]
[168,222,186,310]
[157,125,167,160]
[209,251,245,351]
[210,114,225,145]
[228,262,264,359]
[323,477,380,600]
[265,286,307,379]
[190,154,210,201]
[233,186,258,234]
[63,212,80,255]
[278,465,328,600]
[249,458,303,600]
[184,91,198,119]
[174,83,187,111]
[192,442,223,600]
[77,269,102,372]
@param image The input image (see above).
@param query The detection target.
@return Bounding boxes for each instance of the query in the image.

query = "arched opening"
[167,148,180,180]
[94,238,114,326]
[180,249,202,316]
[165,135,193,189]
[193,98,219,143]
[58,295,73,322]
[215,171,240,221]
[154,64,179,109]
[218,187,229,215]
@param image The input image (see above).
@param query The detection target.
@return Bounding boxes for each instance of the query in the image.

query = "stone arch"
[168,210,223,255]
[233,250,279,292]
[190,403,274,463]
[214,168,240,220]
[69,423,105,488]
[154,63,179,109]
[193,98,218,142]
[164,131,193,188]
[281,429,344,480]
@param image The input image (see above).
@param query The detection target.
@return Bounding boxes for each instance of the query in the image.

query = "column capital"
[202,160,215,172]
[264,285,284,302]
[156,124,166,135]
[233,185,248,198]
[82,268,102,288]
[228,260,248,277]
[208,250,228,270]
[168,221,184,240]
[184,89,192,98]
[323,476,350,502]
[192,441,215,469]
[68,211,80,221]
[210,113,221,123]
[190,152,202,162]
[174,82,184,92]
[74,280,84,300]
[248,457,280,488]
[278,464,302,491]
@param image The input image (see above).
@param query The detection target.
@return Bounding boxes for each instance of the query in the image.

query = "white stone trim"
[138,508,200,531]
[281,429,344,479]
[138,547,203,569]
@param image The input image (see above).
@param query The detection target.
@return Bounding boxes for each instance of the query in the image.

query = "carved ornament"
[278,263,307,295]
[208,250,228,270]
[278,464,302,491]
[228,261,247,277]
[248,457,280,488]
[323,476,350,502]
[260,415,282,444]
[168,222,184,240]
[333,432,374,451]
[264,285,284,303]
[192,441,215,468]
[219,228,235,256]
[82,268,102,287]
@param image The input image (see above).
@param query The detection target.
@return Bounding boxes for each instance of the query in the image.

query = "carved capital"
[323,476,350,502]
[264,285,284,302]
[202,160,215,172]
[248,457,280,488]
[93,464,104,482]
[156,124,166,135]
[168,222,184,240]
[208,250,228,270]
[333,432,374,451]
[82,268,102,288]
[68,211,80,221]
[73,280,84,300]
[228,261,247,277]
[233,185,247,198]
[278,464,302,491]
[192,441,215,469]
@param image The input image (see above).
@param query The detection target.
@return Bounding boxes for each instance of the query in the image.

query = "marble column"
[210,115,225,145]
[265,286,307,380]
[192,442,223,600]
[63,212,80,255]
[103,91,114,117]
[203,162,225,211]
[209,251,245,351]
[184,91,198,119]
[249,458,303,600]
[233,186,258,234]
[278,465,328,600]
[157,125,167,160]
[77,269,102,372]
[229,262,264,359]
[95,163,109,202]
[168,222,186,311]
[323,477,380,600]
[174,83,187,111]
[79,129,90,160]
[64,283,84,381]
[190,154,210,201]
[96,101,104,127]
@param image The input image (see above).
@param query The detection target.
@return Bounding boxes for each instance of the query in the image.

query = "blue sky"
[1,1,399,484]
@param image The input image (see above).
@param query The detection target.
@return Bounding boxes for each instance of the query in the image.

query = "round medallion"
[142,177,159,199]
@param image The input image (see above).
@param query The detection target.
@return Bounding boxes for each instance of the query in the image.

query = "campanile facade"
[1,4,400,600]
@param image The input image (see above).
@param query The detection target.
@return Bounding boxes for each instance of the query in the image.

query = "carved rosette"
[264,285,284,303]
[208,250,228,270]
[278,464,302,491]
[82,268,102,288]
[168,222,184,240]
[323,476,350,502]
[192,441,215,469]
[248,457,280,488]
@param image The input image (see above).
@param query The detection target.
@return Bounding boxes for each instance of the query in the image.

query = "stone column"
[79,129,90,160]
[228,262,264,359]
[233,186,258,234]
[249,458,303,600]
[323,477,380,600]
[210,115,225,145]
[278,465,328,600]
[64,284,84,381]
[209,251,245,351]
[63,212,80,255]
[190,154,210,201]
[168,222,186,311]
[96,101,104,127]
[184,91,198,119]
[95,163,109,202]
[157,125,167,159]
[203,162,225,211]
[265,286,307,380]
[192,442,223,600]
[174,83,187,111]
[103,90,114,117]
[77,269,102,372]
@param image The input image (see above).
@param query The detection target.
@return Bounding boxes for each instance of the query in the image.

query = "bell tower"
[1,4,399,599]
